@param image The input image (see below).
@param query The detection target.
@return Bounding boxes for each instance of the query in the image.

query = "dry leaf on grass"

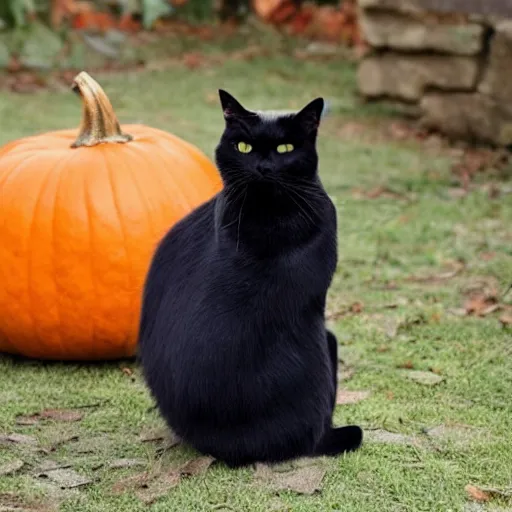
[112,456,215,505]
[254,458,328,495]
[352,186,408,201]
[136,473,181,505]
[121,367,133,377]
[466,484,512,502]
[499,310,512,327]
[0,459,24,476]
[17,409,83,426]
[465,484,490,502]
[326,301,364,320]
[0,492,57,512]
[336,390,370,405]
[180,456,215,477]
[465,294,500,316]
[349,301,364,314]
[36,467,92,489]
[0,433,38,446]
[404,370,444,386]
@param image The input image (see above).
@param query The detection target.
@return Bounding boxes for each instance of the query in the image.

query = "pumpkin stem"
[71,71,133,148]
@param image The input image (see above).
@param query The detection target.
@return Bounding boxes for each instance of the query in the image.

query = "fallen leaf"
[121,367,133,377]
[404,370,444,386]
[136,473,181,505]
[111,456,213,504]
[473,485,512,500]
[37,468,92,489]
[180,456,215,477]
[349,301,364,314]
[107,458,146,470]
[0,433,38,446]
[365,429,419,446]
[464,292,500,317]
[0,493,57,512]
[51,0,92,28]
[397,360,415,370]
[17,409,83,426]
[465,484,490,502]
[182,52,204,69]
[336,390,370,405]
[0,459,24,476]
[111,472,149,494]
[112,471,180,505]
[155,435,181,456]
[365,186,407,200]
[499,311,512,327]
[479,251,496,261]
[254,458,327,495]
[405,262,465,284]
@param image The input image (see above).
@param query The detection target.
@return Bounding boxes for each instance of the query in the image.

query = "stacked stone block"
[357,0,512,145]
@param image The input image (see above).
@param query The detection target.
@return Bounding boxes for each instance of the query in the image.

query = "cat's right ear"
[218,90,252,121]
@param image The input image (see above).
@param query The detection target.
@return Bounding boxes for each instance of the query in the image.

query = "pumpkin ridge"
[26,159,59,355]
[120,144,159,241]
[0,156,39,355]
[149,139,204,212]
[141,143,194,215]
[51,152,77,358]
[83,162,99,351]
[103,149,134,347]
[0,153,41,193]
[110,144,155,355]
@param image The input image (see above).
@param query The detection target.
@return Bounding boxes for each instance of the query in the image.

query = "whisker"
[236,188,248,252]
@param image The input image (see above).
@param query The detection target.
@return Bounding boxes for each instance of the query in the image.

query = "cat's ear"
[294,97,325,134]
[218,90,252,121]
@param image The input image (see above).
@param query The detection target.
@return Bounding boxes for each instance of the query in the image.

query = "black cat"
[138,90,363,468]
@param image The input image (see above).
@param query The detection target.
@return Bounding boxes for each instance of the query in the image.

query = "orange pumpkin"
[0,72,222,361]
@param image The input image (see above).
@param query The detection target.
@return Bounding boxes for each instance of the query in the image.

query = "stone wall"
[356,0,512,146]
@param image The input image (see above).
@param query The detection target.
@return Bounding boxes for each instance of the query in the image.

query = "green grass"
[1,39,512,512]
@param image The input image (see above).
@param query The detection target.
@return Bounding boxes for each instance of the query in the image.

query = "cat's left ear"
[294,97,324,134]
[218,89,252,121]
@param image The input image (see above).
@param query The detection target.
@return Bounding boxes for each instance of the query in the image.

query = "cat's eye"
[237,142,252,154]
[277,144,294,154]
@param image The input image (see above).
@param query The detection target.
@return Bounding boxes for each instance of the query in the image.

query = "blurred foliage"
[0,0,175,71]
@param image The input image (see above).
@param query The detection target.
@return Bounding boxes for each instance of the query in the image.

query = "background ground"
[0,40,511,512]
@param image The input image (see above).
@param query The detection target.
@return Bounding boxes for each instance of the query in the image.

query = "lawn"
[0,37,511,512]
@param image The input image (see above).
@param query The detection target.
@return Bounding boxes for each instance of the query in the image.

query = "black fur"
[138,90,363,467]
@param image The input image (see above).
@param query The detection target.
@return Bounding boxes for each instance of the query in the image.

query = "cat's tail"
[314,425,363,457]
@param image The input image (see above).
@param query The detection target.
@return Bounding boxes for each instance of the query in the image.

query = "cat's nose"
[256,164,272,175]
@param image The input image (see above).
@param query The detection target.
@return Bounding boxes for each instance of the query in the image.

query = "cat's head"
[215,90,324,188]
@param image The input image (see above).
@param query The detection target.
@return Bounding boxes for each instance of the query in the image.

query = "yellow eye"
[277,144,294,153]
[237,142,252,153]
